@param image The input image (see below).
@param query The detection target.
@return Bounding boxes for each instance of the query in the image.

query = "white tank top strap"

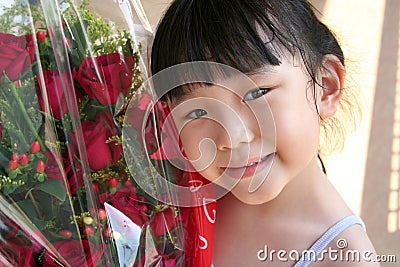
[294,215,365,267]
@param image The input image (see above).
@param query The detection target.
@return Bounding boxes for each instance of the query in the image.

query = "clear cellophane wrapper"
[0,0,215,266]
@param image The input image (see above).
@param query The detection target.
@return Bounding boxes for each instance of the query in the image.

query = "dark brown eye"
[243,88,270,101]
[185,109,207,120]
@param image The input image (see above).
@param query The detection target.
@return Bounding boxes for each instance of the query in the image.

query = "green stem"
[9,83,45,150]
[27,190,44,220]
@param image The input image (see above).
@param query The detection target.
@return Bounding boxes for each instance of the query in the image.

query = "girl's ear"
[318,54,345,119]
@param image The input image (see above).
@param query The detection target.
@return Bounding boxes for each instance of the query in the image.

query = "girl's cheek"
[180,127,210,163]
[180,132,199,161]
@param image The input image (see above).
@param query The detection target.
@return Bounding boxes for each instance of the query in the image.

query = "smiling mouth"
[244,155,269,167]
[221,152,275,179]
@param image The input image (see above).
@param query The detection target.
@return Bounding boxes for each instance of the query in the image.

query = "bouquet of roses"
[0,0,187,266]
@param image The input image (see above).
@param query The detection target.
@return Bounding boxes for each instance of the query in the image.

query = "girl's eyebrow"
[246,66,277,76]
[171,82,213,105]
[171,90,198,106]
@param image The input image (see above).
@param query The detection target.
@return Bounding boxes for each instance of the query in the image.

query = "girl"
[150,0,378,266]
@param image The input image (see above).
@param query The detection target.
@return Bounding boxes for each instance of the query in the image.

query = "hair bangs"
[151,0,298,100]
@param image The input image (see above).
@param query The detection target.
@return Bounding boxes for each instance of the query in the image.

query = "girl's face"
[168,58,322,205]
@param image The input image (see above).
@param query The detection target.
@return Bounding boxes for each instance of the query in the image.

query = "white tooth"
[245,156,266,167]
[247,161,257,167]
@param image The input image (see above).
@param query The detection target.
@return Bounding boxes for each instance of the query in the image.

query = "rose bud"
[8,160,18,171]
[108,178,118,188]
[36,160,45,173]
[30,141,41,154]
[10,153,19,161]
[59,229,72,238]
[18,154,29,166]
[98,209,107,221]
[83,226,94,236]
[36,31,46,42]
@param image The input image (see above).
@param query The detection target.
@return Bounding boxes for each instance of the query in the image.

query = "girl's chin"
[199,161,284,205]
[226,171,288,205]
[230,185,283,205]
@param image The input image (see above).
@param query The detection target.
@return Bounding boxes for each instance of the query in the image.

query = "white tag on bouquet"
[104,202,142,267]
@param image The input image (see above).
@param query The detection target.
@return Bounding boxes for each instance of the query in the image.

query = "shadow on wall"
[361,0,400,264]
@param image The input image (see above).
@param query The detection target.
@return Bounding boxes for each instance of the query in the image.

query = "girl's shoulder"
[312,215,380,266]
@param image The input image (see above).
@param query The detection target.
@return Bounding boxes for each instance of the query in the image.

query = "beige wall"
[139,0,171,26]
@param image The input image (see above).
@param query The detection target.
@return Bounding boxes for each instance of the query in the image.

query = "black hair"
[151,0,344,101]
[151,0,360,162]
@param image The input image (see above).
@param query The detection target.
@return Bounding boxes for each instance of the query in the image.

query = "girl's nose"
[215,101,257,151]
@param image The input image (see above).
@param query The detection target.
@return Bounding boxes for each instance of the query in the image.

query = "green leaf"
[0,75,42,153]
[14,199,38,218]
[2,184,19,195]
[33,190,55,221]
[0,145,11,169]
[63,19,88,65]
[8,169,19,179]
[34,179,67,201]
[30,217,47,230]
[11,201,46,230]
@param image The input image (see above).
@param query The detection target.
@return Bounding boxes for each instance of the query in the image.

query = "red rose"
[125,96,180,161]
[43,151,83,194]
[0,32,34,81]
[75,53,134,105]
[36,70,73,120]
[70,112,122,171]
[124,94,162,154]
[150,207,179,236]
[43,240,103,267]
[161,257,177,267]
[43,151,64,181]
[125,94,151,131]
[65,159,83,194]
[100,184,149,226]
